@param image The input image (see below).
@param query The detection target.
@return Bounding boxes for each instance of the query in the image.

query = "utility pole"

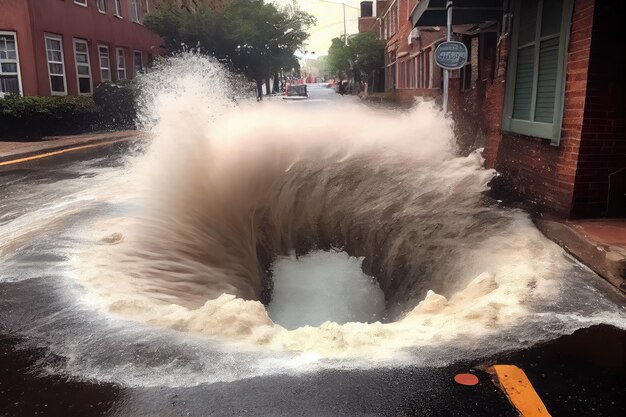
[343,3,347,45]
[443,0,453,113]
[319,0,359,45]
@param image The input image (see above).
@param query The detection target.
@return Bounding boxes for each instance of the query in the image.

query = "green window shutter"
[512,46,535,120]
[503,0,572,144]
[535,37,560,123]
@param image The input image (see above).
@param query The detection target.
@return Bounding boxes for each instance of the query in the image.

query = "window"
[503,0,573,145]
[73,39,92,94]
[98,45,111,82]
[397,52,432,90]
[381,0,399,40]
[74,0,87,6]
[116,48,126,80]
[0,32,21,96]
[97,0,107,13]
[133,50,143,75]
[45,34,67,95]
[114,0,122,17]
[129,0,139,22]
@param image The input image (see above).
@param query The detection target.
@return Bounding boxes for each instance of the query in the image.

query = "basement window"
[502,0,574,145]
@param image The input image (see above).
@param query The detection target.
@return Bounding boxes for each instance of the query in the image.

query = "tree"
[326,32,384,92]
[327,38,351,81]
[348,32,385,88]
[145,0,315,99]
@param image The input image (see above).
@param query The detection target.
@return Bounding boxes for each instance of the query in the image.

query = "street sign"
[435,41,468,70]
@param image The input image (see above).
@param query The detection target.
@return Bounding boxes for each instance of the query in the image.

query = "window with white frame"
[74,0,87,6]
[0,32,21,95]
[129,0,139,22]
[133,50,143,75]
[503,0,573,144]
[73,38,92,95]
[114,0,122,17]
[98,45,111,82]
[116,48,126,79]
[97,0,107,13]
[45,34,67,95]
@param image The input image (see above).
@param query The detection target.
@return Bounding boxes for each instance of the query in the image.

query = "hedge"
[0,80,139,140]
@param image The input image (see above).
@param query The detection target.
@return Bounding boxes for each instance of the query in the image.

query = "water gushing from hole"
[68,53,625,359]
[1,53,622,388]
[268,250,386,329]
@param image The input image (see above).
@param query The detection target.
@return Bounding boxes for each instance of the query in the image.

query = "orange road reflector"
[488,365,551,417]
[454,373,479,386]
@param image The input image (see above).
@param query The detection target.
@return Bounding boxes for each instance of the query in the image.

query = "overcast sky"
[274,0,365,57]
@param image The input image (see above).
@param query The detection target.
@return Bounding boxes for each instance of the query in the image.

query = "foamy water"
[268,250,386,329]
[0,53,624,387]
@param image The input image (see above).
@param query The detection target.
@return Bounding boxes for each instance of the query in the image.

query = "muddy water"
[0,54,624,390]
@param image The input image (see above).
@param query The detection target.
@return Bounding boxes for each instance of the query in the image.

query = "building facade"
[378,0,444,101]
[0,0,162,97]
[357,1,380,34]
[374,0,624,219]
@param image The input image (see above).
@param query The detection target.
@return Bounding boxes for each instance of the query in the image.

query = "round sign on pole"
[435,41,468,70]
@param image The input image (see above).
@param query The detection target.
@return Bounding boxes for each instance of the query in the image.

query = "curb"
[535,219,626,294]
[0,132,140,165]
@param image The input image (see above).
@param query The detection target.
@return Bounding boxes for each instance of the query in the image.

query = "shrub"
[0,94,98,140]
[92,80,139,129]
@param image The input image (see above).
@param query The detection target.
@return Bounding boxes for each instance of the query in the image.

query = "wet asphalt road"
[1,86,625,417]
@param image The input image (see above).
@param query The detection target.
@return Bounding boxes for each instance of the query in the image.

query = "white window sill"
[114,14,122,19]
[74,2,88,8]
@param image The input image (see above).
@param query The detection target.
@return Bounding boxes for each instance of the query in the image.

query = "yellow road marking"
[488,364,551,417]
[0,137,132,167]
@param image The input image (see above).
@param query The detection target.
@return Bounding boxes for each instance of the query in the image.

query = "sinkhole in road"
[266,250,386,330]
[59,53,625,365]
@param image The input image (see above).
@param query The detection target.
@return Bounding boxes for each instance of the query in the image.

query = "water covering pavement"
[0,82,624,417]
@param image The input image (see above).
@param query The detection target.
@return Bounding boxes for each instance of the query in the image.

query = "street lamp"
[319,0,360,45]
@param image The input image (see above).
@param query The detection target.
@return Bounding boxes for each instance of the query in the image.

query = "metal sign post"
[443,0,453,113]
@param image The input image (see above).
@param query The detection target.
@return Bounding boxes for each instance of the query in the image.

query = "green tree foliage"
[145,0,315,97]
[326,32,384,86]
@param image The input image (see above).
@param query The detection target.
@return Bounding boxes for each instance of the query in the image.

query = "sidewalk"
[0,130,140,164]
[536,218,626,293]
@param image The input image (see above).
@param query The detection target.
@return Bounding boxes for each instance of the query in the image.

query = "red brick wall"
[0,0,37,96]
[572,0,626,217]
[358,17,380,34]
[485,0,595,217]
[0,0,162,96]
[483,31,510,169]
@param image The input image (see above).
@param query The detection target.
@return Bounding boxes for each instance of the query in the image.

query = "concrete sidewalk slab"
[0,130,140,163]
[535,219,626,293]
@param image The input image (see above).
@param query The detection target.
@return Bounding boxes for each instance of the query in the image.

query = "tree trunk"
[265,77,272,96]
[256,79,263,101]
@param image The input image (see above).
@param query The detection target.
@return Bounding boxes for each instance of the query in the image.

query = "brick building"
[377,0,624,219]
[357,1,380,34]
[0,0,162,97]
[378,0,444,101]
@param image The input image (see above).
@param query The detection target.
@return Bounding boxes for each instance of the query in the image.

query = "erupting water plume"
[64,54,624,363]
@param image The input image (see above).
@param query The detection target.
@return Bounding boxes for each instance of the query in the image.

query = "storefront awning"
[411,0,503,27]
